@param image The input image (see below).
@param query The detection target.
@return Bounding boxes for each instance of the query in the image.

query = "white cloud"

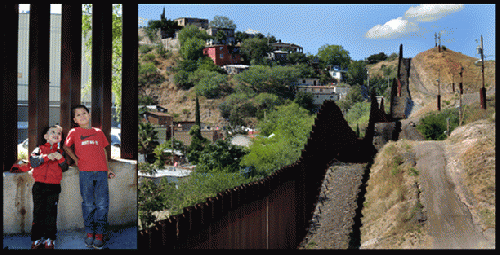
[365,17,419,39]
[366,4,464,40]
[404,4,464,22]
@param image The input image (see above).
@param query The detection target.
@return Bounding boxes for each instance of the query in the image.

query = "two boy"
[30,105,114,249]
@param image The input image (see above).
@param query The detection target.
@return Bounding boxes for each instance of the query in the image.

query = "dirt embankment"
[361,118,495,249]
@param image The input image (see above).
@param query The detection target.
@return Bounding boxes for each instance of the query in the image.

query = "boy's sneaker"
[84,233,94,248]
[31,239,44,249]
[44,239,55,249]
[92,234,104,249]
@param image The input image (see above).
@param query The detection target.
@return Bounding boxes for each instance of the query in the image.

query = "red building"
[203,44,242,66]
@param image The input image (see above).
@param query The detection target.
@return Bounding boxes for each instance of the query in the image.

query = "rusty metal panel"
[28,4,51,155]
[91,4,112,159]
[120,3,138,159]
[3,4,19,171]
[60,4,81,136]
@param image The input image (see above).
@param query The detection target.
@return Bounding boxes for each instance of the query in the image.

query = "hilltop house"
[174,17,209,29]
[203,44,242,66]
[206,27,236,45]
[267,40,304,62]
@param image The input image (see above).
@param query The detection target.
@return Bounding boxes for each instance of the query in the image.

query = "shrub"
[416,108,459,140]
[196,74,227,99]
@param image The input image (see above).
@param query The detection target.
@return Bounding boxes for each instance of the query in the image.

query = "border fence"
[138,99,377,249]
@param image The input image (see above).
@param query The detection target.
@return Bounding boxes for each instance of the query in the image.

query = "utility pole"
[479,35,486,109]
[438,32,442,52]
[437,69,441,111]
[459,67,464,126]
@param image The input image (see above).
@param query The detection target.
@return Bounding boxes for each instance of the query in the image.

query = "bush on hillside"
[416,108,459,140]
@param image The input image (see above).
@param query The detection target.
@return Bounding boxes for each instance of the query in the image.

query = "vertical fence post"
[121,3,138,159]
[91,4,112,159]
[60,4,81,163]
[28,4,50,155]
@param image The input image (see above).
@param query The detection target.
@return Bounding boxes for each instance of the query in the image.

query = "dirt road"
[414,141,491,248]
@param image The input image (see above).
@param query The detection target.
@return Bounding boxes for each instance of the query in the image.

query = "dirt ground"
[415,140,494,248]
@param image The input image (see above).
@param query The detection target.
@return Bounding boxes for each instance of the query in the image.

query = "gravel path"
[299,161,367,249]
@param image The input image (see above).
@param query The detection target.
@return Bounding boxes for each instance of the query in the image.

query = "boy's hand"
[47,153,55,161]
[108,170,116,179]
[53,152,63,160]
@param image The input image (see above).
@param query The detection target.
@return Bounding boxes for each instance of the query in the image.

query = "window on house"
[220,53,224,59]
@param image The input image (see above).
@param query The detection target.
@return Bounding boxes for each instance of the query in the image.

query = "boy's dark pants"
[31,182,61,241]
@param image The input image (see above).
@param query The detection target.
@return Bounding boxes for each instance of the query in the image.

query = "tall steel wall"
[138,100,372,249]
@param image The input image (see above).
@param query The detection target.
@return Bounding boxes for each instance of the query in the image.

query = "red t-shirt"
[64,127,109,172]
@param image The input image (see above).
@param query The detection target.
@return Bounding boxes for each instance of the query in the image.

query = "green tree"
[138,177,173,229]
[195,95,201,128]
[196,139,246,173]
[294,91,315,114]
[345,101,371,127]
[240,37,272,65]
[177,25,211,46]
[186,125,209,165]
[209,15,237,30]
[316,44,351,70]
[366,52,388,64]
[146,7,181,39]
[218,93,257,127]
[347,60,367,85]
[138,62,158,86]
[337,84,365,113]
[234,65,300,98]
[179,37,206,61]
[241,103,314,177]
[195,73,227,99]
[138,122,160,163]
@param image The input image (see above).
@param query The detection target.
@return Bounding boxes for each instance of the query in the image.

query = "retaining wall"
[3,158,138,234]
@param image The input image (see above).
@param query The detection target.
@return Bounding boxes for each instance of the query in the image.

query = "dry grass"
[458,122,496,229]
[361,140,428,249]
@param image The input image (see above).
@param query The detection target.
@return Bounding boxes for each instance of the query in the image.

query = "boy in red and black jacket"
[29,124,68,249]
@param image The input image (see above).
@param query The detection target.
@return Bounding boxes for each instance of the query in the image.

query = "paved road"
[414,141,490,249]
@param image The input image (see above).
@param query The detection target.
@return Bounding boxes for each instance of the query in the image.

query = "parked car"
[17,139,29,159]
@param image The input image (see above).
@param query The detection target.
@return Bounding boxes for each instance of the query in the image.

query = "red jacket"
[30,143,69,184]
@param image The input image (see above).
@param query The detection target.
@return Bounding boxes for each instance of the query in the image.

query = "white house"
[296,85,339,105]
[328,65,348,83]
[297,78,321,86]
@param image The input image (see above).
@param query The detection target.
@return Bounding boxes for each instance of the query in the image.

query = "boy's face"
[44,127,62,145]
[73,108,91,128]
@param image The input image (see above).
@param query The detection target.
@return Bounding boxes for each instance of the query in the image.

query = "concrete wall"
[3,158,137,234]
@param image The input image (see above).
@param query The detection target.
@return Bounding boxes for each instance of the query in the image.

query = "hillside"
[360,46,496,249]
[409,47,495,106]
[138,45,228,127]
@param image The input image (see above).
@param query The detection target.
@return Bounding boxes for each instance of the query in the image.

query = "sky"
[138,4,495,61]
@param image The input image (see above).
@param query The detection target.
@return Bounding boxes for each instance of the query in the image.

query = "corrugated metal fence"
[138,100,367,249]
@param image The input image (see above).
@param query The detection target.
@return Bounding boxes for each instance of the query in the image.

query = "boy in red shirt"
[30,124,68,249]
[63,105,115,249]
